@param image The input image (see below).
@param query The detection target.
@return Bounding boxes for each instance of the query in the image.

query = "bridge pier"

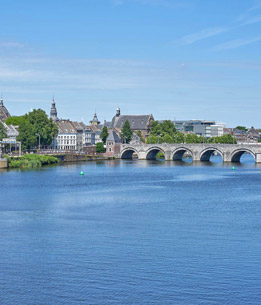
[255,153,261,163]
[223,151,231,162]
[138,151,147,160]
[192,150,200,162]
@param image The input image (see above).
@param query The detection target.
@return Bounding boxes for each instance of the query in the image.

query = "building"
[106,130,121,157]
[247,127,259,143]
[174,120,225,138]
[50,102,102,151]
[110,108,154,138]
[0,97,11,122]
[89,112,100,127]
[53,120,77,151]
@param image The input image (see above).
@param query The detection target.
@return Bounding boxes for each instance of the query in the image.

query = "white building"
[53,120,77,151]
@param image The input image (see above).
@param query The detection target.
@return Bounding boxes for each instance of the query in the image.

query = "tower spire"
[50,97,58,121]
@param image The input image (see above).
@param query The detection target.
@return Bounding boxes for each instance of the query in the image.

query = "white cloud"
[0,42,24,48]
[213,36,261,51]
[178,27,227,45]
[241,14,261,25]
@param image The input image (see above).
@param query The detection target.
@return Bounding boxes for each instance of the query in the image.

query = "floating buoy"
[80,171,84,175]
[232,166,235,170]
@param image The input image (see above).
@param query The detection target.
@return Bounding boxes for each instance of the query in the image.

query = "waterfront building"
[106,130,121,157]
[51,102,102,151]
[110,107,154,138]
[53,120,77,151]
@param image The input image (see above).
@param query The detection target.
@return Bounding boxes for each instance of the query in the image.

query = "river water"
[0,156,261,304]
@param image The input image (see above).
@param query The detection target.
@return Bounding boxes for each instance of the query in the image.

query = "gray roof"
[72,121,84,131]
[111,114,152,130]
[56,120,76,134]
[107,130,121,143]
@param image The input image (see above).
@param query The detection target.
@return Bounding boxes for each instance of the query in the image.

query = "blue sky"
[0,0,261,127]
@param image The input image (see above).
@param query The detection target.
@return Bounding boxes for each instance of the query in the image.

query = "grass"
[6,154,59,169]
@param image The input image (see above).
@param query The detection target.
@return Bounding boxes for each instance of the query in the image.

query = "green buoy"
[232,166,235,170]
[80,171,84,175]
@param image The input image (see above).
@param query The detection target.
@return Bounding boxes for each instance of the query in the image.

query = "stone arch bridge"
[120,143,261,163]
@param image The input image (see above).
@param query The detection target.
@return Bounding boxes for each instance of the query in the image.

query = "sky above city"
[0,0,261,126]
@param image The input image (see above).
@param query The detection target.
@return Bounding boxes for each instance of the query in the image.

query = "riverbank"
[6,155,59,169]
[4,154,113,169]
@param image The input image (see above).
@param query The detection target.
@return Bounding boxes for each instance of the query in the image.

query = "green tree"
[162,134,174,143]
[26,109,58,146]
[100,126,109,144]
[14,109,58,150]
[5,116,27,126]
[120,120,133,143]
[96,142,106,153]
[0,121,7,140]
[17,120,37,150]
[235,126,248,132]
[146,135,157,144]
[208,134,236,144]
[150,120,176,137]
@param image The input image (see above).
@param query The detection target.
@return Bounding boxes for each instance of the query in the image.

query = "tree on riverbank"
[96,142,106,153]
[6,109,58,150]
[208,134,237,144]
[100,126,109,144]
[120,120,133,143]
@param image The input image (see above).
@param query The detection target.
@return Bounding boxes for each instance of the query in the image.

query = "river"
[0,155,261,304]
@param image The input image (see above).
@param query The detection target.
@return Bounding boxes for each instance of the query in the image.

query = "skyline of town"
[0,0,261,126]
[0,96,259,129]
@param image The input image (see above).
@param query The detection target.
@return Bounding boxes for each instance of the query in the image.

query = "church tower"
[89,112,100,126]
[50,97,58,121]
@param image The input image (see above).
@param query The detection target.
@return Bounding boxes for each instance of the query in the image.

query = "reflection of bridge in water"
[120,144,261,163]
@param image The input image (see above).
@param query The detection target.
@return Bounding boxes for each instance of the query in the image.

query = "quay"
[0,158,8,169]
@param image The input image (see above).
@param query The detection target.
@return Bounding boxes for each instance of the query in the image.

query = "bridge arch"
[172,147,193,161]
[121,147,139,159]
[146,146,165,160]
[230,148,255,162]
[200,147,223,162]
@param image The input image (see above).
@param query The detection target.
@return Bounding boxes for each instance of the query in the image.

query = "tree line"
[5,109,58,150]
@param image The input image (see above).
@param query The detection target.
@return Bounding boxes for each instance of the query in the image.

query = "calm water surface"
[0,156,261,304]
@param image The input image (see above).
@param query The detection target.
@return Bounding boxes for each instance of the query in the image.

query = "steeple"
[50,97,58,121]
[0,96,3,107]
[116,107,120,117]
[89,112,100,126]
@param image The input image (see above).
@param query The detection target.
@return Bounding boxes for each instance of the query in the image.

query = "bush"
[7,154,59,169]
[96,142,106,153]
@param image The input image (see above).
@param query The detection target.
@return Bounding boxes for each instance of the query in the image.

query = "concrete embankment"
[0,158,8,169]
[52,154,111,163]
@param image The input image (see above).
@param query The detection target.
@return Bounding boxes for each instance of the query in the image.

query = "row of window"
[57,140,76,145]
[57,135,76,139]
[58,146,76,150]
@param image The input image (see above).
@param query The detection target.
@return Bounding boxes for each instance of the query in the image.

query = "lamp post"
[36,133,40,151]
